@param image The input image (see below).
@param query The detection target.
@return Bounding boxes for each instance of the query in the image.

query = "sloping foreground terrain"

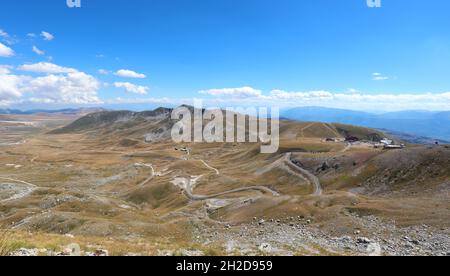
[0,107,449,256]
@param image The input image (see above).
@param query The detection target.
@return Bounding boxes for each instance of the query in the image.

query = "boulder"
[357,237,371,244]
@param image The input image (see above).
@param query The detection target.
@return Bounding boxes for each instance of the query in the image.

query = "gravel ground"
[192,215,450,256]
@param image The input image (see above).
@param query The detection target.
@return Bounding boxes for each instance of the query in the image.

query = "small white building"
[380,138,393,145]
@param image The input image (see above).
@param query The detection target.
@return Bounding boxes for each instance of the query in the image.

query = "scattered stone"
[158,249,175,256]
[357,237,371,244]
[319,162,330,171]
[93,249,109,256]
[11,248,39,256]
[339,236,352,243]
[63,243,81,256]
[411,240,420,245]
[366,242,382,256]
[259,243,273,254]
[179,249,204,256]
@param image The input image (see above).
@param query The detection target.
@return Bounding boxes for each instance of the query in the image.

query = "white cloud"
[0,64,102,105]
[107,97,171,105]
[0,65,12,75]
[114,82,149,95]
[346,88,360,94]
[270,90,333,100]
[23,71,101,104]
[0,29,8,38]
[27,33,36,38]
[0,30,18,46]
[98,69,110,75]
[199,86,263,98]
[372,72,389,81]
[114,69,146,79]
[267,89,450,103]
[268,90,450,110]
[196,86,450,111]
[41,31,54,41]
[32,45,45,56]
[0,42,14,57]
[18,62,77,74]
[0,74,27,101]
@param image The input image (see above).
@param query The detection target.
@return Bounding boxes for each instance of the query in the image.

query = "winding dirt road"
[172,176,280,201]
[135,163,155,187]
[340,143,351,153]
[285,153,323,195]
[134,158,278,201]
[199,160,220,175]
[171,158,279,201]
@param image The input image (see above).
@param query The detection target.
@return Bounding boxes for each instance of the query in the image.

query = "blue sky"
[1,0,450,111]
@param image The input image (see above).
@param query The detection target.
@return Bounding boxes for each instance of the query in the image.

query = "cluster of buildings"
[324,136,406,150]
[375,138,405,149]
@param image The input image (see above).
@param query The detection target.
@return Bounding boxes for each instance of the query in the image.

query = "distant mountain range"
[282,107,450,143]
[0,108,105,115]
[2,106,449,143]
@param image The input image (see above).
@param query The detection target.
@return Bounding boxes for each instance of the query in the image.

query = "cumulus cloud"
[0,63,102,105]
[114,69,146,79]
[114,82,149,95]
[23,71,101,104]
[0,74,26,100]
[198,87,450,106]
[41,31,54,41]
[18,62,77,74]
[0,42,14,57]
[196,86,450,110]
[268,89,450,104]
[32,45,45,56]
[199,86,263,98]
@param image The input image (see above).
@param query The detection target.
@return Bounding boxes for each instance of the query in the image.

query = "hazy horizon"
[2,0,450,112]
[2,104,450,114]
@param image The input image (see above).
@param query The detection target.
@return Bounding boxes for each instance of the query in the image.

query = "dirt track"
[285,153,323,195]
[0,177,37,202]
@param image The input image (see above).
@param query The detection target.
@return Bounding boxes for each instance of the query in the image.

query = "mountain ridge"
[282,106,450,143]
